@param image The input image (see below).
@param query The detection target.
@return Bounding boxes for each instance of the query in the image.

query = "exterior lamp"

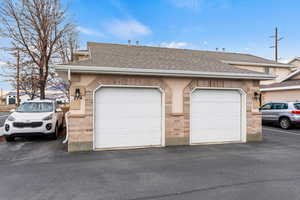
[254,92,260,101]
[74,88,82,100]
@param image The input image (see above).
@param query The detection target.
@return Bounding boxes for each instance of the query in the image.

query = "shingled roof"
[56,42,281,79]
[261,79,300,89]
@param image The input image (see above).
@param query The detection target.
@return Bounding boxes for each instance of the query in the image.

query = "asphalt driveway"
[1,126,300,200]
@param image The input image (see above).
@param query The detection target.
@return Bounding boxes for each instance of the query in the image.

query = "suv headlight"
[43,114,53,121]
[7,116,15,121]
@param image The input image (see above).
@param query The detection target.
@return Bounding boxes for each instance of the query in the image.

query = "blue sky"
[1,0,300,90]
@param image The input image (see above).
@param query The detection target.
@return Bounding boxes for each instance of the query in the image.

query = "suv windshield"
[16,102,54,113]
[294,103,300,110]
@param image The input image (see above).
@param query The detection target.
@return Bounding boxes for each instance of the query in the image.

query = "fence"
[0,105,16,112]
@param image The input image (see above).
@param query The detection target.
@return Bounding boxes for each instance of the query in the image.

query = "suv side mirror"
[56,108,62,112]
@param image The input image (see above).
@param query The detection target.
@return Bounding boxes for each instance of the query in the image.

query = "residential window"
[265,67,270,74]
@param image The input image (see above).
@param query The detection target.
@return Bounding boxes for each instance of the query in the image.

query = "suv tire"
[279,117,291,129]
[5,135,15,142]
[51,123,58,140]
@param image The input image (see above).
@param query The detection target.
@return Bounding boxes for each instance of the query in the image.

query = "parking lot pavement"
[1,127,300,200]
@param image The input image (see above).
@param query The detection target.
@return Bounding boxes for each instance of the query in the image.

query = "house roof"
[260,79,300,91]
[262,79,300,88]
[6,92,27,96]
[289,57,300,64]
[279,68,300,83]
[55,42,279,80]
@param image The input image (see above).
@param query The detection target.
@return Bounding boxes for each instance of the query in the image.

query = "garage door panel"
[191,89,242,144]
[95,87,162,149]
[192,130,240,143]
[98,133,161,148]
[96,103,161,113]
[98,120,161,131]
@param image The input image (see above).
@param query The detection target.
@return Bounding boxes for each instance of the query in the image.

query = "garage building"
[55,42,275,152]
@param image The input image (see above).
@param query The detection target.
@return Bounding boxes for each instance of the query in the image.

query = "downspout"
[62,111,70,144]
[63,68,71,144]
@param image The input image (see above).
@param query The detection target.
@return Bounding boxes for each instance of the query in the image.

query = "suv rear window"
[294,103,300,110]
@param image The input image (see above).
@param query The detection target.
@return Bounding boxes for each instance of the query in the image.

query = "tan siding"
[290,73,300,80]
[234,65,265,73]
[262,89,300,104]
[274,68,293,80]
[66,74,262,151]
[290,60,300,69]
[233,64,292,85]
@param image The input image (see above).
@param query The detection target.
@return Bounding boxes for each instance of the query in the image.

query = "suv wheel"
[279,117,291,129]
[51,124,58,140]
[5,135,15,142]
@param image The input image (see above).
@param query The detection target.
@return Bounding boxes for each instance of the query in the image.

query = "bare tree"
[18,62,40,100]
[0,0,75,99]
[47,31,79,102]
[1,48,39,99]
[48,73,70,102]
[57,31,79,64]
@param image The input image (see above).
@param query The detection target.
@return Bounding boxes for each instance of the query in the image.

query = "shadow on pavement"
[263,124,300,130]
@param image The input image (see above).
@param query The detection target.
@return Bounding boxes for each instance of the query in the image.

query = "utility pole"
[16,49,20,106]
[270,27,284,62]
[0,88,2,105]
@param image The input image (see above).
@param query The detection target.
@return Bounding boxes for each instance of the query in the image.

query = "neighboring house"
[0,90,8,105]
[46,86,69,104]
[0,96,5,105]
[4,88,68,105]
[261,65,300,104]
[289,57,300,66]
[46,93,68,104]
[55,42,275,152]
[222,58,294,85]
[6,92,31,105]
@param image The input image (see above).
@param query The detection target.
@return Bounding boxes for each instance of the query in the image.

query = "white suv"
[3,100,63,141]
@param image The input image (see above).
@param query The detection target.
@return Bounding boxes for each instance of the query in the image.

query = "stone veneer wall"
[67,74,262,152]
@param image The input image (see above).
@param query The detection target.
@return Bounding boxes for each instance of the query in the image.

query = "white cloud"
[160,42,188,49]
[77,26,104,37]
[103,19,151,39]
[0,61,7,67]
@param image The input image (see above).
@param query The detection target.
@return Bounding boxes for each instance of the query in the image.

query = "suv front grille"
[13,122,43,128]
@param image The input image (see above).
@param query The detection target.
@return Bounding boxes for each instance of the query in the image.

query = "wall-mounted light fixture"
[74,88,82,100]
[254,92,261,101]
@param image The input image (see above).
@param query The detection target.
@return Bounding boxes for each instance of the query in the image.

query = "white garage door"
[94,87,162,149]
[191,89,242,144]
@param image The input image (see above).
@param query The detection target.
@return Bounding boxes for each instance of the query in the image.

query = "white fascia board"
[222,60,293,68]
[260,85,300,92]
[54,65,276,80]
